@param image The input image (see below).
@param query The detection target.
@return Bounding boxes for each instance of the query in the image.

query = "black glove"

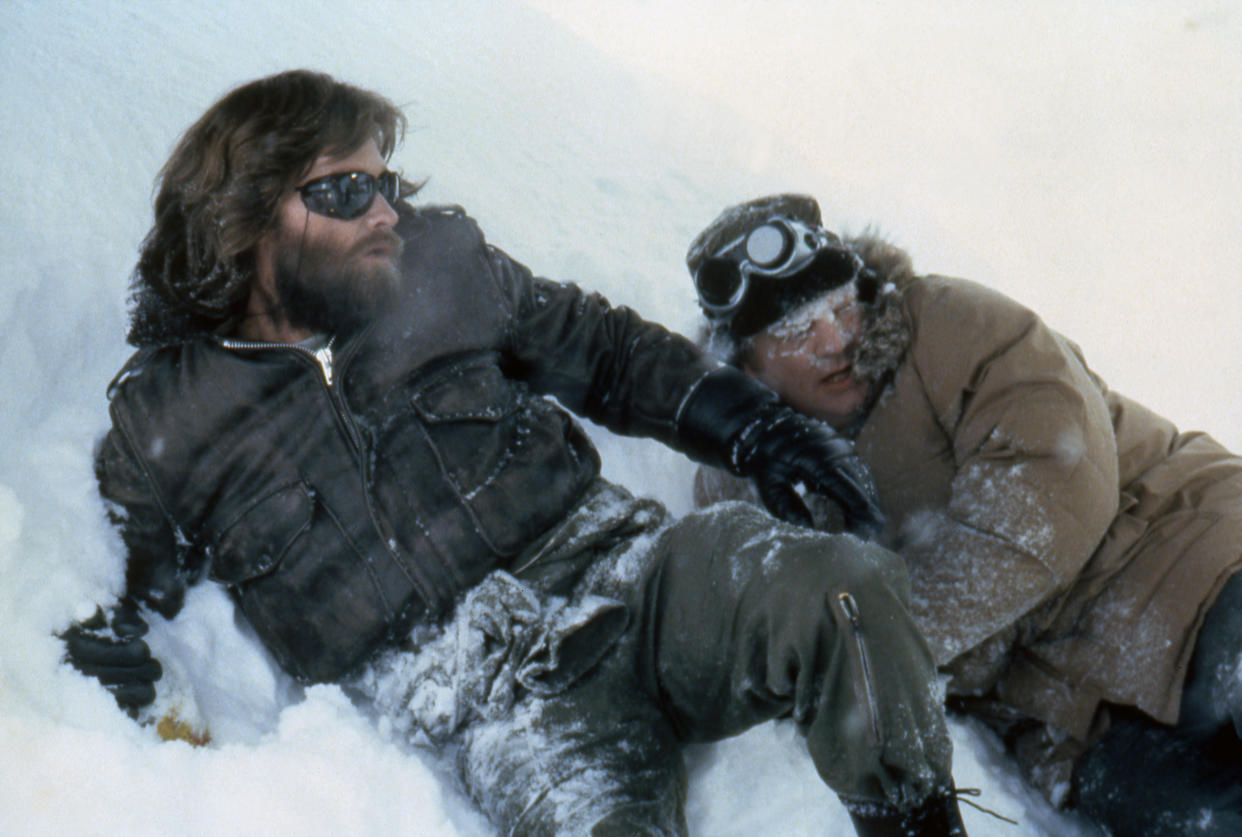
[61,599,162,714]
[677,367,885,537]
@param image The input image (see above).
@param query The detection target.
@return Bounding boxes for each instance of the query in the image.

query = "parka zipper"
[837,591,885,746]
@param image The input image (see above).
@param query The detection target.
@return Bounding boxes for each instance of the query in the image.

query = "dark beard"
[274,230,403,336]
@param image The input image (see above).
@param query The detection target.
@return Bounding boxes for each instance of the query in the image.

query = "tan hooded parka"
[696,235,1242,800]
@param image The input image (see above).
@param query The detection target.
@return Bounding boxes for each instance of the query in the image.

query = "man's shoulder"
[902,274,1039,347]
[106,339,228,407]
[397,202,486,249]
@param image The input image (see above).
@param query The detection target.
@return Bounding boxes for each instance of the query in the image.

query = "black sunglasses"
[297,170,402,220]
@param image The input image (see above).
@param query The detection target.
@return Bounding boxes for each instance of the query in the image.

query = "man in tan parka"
[687,194,1242,836]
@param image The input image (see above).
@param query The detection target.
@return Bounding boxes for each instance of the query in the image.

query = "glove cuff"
[675,366,781,474]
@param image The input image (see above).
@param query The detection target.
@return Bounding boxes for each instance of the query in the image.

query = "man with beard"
[687,194,1242,836]
[61,72,972,836]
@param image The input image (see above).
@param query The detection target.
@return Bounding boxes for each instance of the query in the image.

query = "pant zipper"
[837,591,884,746]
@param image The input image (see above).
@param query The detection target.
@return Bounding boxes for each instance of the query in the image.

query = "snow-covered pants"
[357,481,953,836]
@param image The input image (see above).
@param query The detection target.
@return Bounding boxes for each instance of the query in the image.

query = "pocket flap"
[411,361,517,423]
[209,483,314,583]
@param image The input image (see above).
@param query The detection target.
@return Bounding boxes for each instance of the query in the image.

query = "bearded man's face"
[268,139,405,335]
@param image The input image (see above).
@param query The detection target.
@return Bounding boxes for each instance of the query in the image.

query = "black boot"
[846,790,968,837]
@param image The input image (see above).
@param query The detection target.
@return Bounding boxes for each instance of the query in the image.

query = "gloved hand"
[677,367,885,538]
[61,599,162,714]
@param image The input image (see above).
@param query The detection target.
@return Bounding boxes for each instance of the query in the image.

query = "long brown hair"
[129,70,409,345]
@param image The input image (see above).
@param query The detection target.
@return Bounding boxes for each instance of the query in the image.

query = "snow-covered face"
[742,284,871,430]
[264,139,404,335]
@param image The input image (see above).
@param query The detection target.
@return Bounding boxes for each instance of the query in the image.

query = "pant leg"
[455,635,688,837]
[1180,571,1242,737]
[1072,572,1242,837]
[634,500,954,809]
[1072,711,1242,837]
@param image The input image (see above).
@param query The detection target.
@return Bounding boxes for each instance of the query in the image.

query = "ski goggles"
[297,170,403,220]
[693,216,860,323]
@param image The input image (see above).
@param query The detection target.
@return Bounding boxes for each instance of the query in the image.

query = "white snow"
[2,1,1237,835]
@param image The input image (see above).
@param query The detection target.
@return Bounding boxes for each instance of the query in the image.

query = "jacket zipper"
[219,335,336,386]
[218,336,365,454]
[837,591,885,746]
[217,336,432,609]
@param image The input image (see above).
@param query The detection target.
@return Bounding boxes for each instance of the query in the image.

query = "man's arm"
[61,421,191,713]
[897,278,1119,671]
[487,242,883,534]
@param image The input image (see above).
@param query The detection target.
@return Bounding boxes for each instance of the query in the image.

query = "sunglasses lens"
[335,174,377,218]
[300,182,339,217]
[300,172,401,220]
[378,171,401,205]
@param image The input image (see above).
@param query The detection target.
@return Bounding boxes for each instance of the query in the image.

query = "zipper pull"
[838,591,862,626]
[312,342,335,387]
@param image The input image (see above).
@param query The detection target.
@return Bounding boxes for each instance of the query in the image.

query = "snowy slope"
[1,1,1236,834]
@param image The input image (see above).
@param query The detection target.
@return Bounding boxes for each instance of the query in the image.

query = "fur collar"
[847,233,914,382]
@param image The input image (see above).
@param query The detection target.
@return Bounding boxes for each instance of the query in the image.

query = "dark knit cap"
[685,193,828,276]
[687,194,863,339]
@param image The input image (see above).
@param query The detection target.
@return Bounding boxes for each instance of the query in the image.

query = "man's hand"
[61,600,162,714]
[735,405,884,537]
[676,367,885,538]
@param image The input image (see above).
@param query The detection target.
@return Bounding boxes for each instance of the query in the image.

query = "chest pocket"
[403,354,596,558]
[409,357,522,495]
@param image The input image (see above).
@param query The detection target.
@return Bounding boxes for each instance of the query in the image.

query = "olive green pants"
[362,483,953,836]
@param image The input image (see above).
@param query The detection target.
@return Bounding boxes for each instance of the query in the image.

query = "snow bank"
[3,0,1235,834]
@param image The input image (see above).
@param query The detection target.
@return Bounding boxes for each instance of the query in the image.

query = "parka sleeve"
[898,278,1119,672]
[486,242,720,445]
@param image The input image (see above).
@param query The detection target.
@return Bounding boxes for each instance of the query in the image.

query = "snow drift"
[3,1,1237,834]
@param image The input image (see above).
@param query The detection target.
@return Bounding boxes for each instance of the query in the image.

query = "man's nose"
[365,193,399,228]
[808,319,848,356]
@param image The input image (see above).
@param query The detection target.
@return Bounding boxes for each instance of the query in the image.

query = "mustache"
[354,229,404,258]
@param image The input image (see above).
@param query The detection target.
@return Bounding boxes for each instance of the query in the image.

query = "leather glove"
[677,367,885,538]
[61,599,162,714]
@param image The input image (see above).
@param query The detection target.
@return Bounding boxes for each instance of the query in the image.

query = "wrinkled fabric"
[358,570,629,743]
[355,482,955,835]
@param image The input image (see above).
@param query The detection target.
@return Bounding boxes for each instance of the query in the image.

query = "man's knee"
[763,530,912,614]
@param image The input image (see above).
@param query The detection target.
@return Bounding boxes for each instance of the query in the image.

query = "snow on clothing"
[96,205,954,832]
[695,238,1242,800]
[357,481,952,833]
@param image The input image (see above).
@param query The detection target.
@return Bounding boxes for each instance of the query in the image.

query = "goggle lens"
[693,217,861,335]
[744,224,792,268]
[298,171,402,220]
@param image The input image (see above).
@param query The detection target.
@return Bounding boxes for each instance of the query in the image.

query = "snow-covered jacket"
[97,204,717,683]
[696,241,1242,797]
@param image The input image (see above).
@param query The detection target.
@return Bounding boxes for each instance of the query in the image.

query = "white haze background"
[1,1,1239,834]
